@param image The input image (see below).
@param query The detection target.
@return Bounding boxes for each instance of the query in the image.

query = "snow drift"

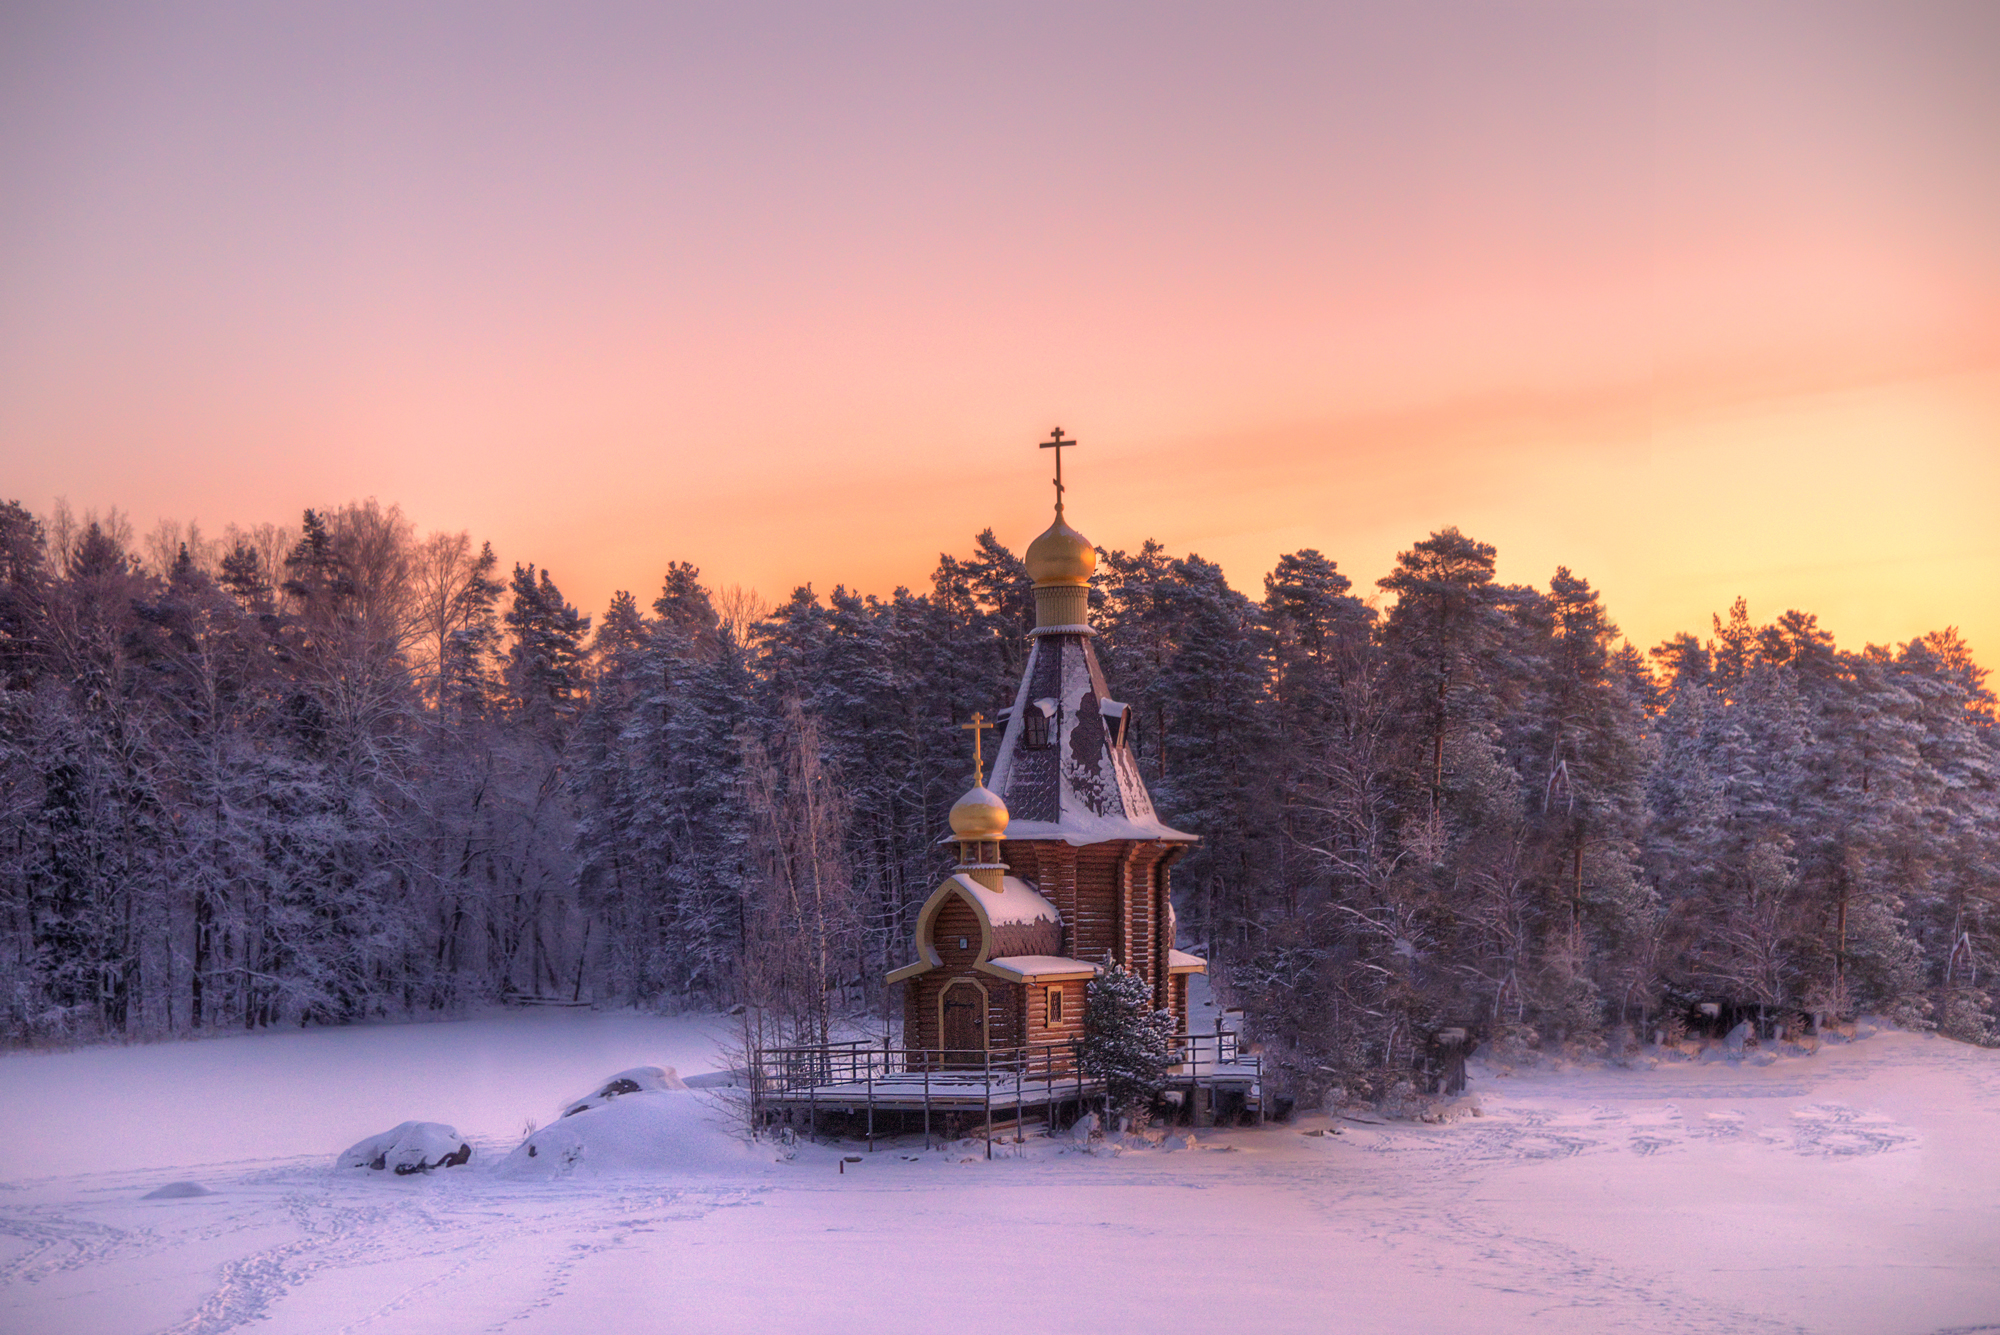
[502,1089,759,1178]
[141,1180,213,1199]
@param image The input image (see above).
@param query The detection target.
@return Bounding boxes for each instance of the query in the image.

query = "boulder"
[561,1065,688,1118]
[338,1121,473,1175]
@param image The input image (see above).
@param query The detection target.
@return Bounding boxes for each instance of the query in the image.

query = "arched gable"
[886,873,1061,984]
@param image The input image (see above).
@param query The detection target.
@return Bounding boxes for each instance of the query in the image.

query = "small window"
[1023,699,1057,750]
[1101,700,1134,750]
[1023,709,1048,748]
[1046,986,1064,1024]
[957,937,968,952]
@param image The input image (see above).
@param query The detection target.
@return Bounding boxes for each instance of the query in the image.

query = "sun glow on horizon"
[1,1,1994,671]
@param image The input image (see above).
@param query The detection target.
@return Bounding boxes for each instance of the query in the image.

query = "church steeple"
[985,431,1194,845]
[890,430,1205,1048]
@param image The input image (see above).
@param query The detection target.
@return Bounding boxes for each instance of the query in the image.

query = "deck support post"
[1045,1044,1055,1138]
[1075,1038,1084,1134]
[984,1047,994,1160]
[923,1053,932,1150]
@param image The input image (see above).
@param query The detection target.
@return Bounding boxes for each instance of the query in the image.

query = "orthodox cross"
[1040,427,1075,514]
[961,711,994,786]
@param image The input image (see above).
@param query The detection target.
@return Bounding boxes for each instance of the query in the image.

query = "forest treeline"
[1,497,1994,1103]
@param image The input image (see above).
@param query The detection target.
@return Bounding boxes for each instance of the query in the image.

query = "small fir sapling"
[1080,963,1178,1126]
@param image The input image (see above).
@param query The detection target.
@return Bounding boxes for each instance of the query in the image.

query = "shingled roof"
[984,627,1196,846]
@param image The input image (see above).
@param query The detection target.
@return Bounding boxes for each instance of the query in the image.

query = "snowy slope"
[3,1011,1997,1335]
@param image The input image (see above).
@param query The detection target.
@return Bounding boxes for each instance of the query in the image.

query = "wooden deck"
[773,1068,1105,1113]
[751,1031,1261,1155]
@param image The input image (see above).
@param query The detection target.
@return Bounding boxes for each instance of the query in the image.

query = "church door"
[940,980,986,1064]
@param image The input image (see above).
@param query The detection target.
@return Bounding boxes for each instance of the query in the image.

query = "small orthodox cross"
[1040,427,1076,514]
[960,711,994,786]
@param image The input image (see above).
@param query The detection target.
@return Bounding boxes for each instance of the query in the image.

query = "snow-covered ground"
[3,1009,1997,1335]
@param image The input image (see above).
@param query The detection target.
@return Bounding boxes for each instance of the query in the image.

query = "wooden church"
[889,434,1206,1058]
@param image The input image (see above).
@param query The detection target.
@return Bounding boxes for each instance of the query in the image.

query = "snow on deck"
[772,1067,1107,1113]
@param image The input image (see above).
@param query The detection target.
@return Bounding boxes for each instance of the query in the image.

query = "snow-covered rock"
[338,1121,473,1175]
[502,1089,758,1179]
[559,1065,688,1118]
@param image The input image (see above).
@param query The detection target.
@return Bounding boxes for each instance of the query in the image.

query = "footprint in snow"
[1788,1104,1917,1157]
[1696,1111,1746,1141]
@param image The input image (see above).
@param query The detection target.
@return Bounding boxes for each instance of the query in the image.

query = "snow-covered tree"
[1080,963,1178,1118]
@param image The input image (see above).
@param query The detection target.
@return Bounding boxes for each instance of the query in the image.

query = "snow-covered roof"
[886,873,1063,984]
[948,873,1059,929]
[1003,814,1196,846]
[984,631,1197,846]
[1168,949,1208,975]
[981,955,1101,983]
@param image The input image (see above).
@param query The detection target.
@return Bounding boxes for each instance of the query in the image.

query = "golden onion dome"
[1024,513,1097,587]
[949,784,1010,841]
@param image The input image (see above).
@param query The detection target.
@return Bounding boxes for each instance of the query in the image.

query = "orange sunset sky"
[3,2,1996,664]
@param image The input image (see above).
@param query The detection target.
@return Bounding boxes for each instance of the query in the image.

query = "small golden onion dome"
[1024,514,1097,587]
[949,784,1010,841]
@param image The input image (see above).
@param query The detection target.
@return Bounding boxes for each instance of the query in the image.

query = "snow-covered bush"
[1937,989,1998,1047]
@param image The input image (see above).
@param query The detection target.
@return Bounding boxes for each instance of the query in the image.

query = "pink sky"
[3,2,1995,661]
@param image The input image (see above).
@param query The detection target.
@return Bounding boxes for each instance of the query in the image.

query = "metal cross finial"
[1040,427,1075,514]
[960,711,994,786]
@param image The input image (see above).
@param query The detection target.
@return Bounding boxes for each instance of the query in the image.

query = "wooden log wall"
[1072,842,1125,962]
[1155,846,1186,1014]
[1030,979,1086,1047]
[907,970,1024,1052]
[996,838,1194,1029]
[1005,841,1078,957]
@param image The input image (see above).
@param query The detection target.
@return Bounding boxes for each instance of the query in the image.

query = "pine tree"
[1153,554,1274,955]
[1376,527,1514,822]
[1081,962,1179,1119]
[504,564,590,744]
[1506,567,1650,1038]
[0,500,48,688]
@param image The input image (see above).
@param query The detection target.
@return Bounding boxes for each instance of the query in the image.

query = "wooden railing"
[748,1039,1089,1158]
[750,1039,1081,1098]
[748,1029,1261,1156]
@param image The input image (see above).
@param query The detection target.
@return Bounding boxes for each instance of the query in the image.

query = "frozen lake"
[2,1010,1996,1334]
